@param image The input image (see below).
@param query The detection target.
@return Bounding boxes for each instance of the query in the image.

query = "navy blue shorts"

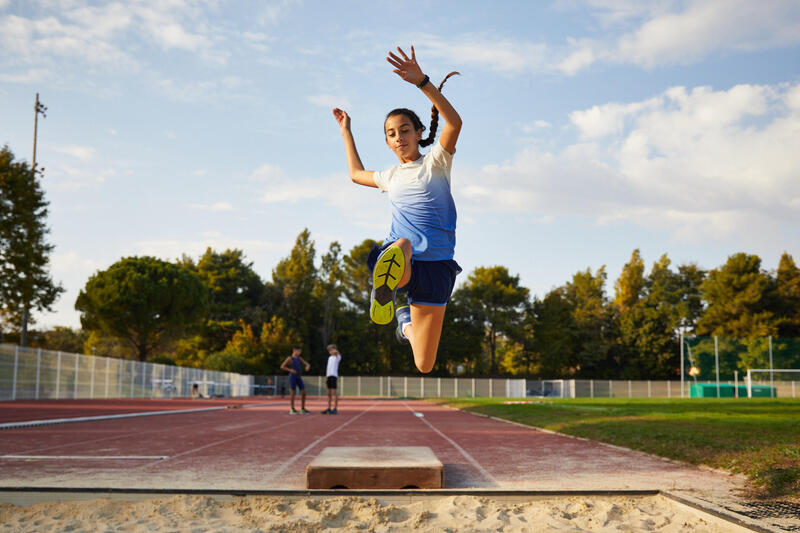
[289,374,305,391]
[367,243,462,306]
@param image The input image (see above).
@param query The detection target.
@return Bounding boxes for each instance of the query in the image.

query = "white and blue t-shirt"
[373,142,456,261]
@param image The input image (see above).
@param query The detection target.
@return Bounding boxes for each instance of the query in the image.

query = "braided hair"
[385,71,460,147]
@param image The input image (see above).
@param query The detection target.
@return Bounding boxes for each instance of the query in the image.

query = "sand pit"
[0,493,747,532]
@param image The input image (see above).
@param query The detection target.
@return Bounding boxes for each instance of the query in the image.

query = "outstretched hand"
[387,45,425,86]
[332,108,350,133]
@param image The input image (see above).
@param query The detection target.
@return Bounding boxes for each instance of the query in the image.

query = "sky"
[1,0,799,330]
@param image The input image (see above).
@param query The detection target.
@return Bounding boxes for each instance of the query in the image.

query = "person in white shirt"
[322,344,342,414]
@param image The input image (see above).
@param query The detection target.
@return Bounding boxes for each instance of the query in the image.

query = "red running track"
[0,397,743,493]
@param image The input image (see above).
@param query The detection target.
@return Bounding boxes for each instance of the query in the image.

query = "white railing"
[0,344,253,401]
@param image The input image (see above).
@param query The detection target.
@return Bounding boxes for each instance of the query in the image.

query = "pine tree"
[0,146,64,346]
[776,252,800,337]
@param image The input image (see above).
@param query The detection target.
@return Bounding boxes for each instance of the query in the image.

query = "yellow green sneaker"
[370,245,405,325]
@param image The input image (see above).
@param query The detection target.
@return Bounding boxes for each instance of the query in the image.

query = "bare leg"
[290,389,296,410]
[390,238,413,288]
[404,304,447,373]
[334,389,339,410]
[301,390,307,409]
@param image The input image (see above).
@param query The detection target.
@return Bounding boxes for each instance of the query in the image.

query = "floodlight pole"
[32,93,47,173]
[20,94,48,348]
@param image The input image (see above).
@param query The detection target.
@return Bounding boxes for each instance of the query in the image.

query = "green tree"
[31,326,87,353]
[181,248,265,353]
[0,146,64,346]
[564,266,619,378]
[776,252,800,337]
[615,253,681,378]
[75,256,208,361]
[697,253,779,338]
[460,266,529,375]
[613,249,645,312]
[272,229,318,355]
[675,263,706,333]
[314,241,344,349]
[437,288,487,376]
[530,289,579,377]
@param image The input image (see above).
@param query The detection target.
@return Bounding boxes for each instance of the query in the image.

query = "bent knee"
[414,353,436,373]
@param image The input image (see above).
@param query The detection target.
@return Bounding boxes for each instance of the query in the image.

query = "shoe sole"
[370,246,405,325]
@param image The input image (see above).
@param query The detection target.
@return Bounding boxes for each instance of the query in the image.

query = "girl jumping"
[333,45,462,373]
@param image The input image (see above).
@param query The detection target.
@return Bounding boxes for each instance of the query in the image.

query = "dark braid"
[385,71,460,148]
[420,71,460,147]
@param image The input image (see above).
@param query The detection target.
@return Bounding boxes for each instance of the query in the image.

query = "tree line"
[3,146,799,378]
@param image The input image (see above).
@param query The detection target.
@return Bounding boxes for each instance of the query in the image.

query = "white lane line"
[402,402,498,486]
[0,407,229,430]
[0,455,168,460]
[135,416,303,470]
[262,402,378,483]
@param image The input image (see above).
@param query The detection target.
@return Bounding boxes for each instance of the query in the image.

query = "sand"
[0,494,744,532]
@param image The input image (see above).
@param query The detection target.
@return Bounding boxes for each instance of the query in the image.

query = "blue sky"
[1,0,799,329]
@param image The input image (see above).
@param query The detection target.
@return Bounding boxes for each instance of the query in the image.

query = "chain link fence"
[0,344,253,400]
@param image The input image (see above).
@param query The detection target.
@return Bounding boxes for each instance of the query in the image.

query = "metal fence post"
[404,376,408,398]
[769,335,774,398]
[74,353,79,399]
[437,377,441,398]
[472,378,475,398]
[590,379,594,398]
[56,351,62,399]
[714,335,720,398]
[90,355,96,399]
[105,357,110,398]
[35,348,42,400]
[12,346,19,400]
[647,380,651,398]
[680,331,684,398]
[628,380,632,398]
[608,380,612,398]
[420,377,424,398]
[454,378,459,398]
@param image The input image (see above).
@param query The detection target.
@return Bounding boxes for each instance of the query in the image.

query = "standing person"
[332,45,462,374]
[279,346,311,414]
[322,344,342,414]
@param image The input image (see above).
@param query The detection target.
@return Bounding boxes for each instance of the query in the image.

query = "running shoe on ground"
[331,408,338,414]
[289,408,298,415]
[370,245,405,325]
[395,305,411,344]
[300,408,310,414]
[321,409,330,414]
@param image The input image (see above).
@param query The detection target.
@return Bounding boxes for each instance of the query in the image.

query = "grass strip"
[432,397,800,498]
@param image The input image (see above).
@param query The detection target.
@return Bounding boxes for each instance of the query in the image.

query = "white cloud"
[0,68,49,83]
[32,251,102,329]
[308,94,352,109]
[459,82,800,244]
[558,0,800,73]
[0,1,229,76]
[249,163,286,183]
[419,34,549,74]
[133,237,290,261]
[55,145,96,161]
[189,202,235,212]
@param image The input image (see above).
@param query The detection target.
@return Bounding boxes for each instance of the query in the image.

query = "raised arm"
[387,45,462,154]
[332,108,377,188]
